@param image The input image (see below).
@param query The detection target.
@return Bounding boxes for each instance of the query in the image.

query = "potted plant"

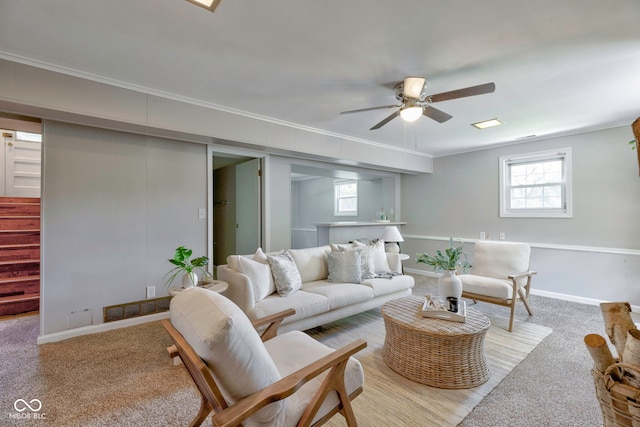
[163,246,209,289]
[416,238,470,299]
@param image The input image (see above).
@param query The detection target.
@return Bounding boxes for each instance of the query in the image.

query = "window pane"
[339,198,356,211]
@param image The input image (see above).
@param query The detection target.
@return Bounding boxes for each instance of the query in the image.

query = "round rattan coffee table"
[381,296,491,389]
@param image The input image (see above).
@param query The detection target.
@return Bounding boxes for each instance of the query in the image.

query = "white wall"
[41,121,207,337]
[402,125,640,305]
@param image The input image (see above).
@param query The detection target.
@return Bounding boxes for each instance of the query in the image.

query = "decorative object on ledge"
[380,226,404,253]
[163,246,209,289]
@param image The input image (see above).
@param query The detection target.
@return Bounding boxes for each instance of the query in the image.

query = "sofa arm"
[385,252,403,273]
[217,264,255,312]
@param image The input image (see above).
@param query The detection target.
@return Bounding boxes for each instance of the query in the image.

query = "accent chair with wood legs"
[163,287,366,427]
[458,241,536,332]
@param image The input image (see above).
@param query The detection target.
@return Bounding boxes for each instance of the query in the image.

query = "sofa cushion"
[327,250,362,284]
[170,288,283,423]
[288,246,331,283]
[268,251,303,297]
[353,239,389,273]
[303,280,374,310]
[263,330,364,426]
[361,275,415,297]
[236,256,273,303]
[247,290,330,323]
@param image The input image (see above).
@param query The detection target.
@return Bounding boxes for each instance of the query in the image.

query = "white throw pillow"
[353,239,390,273]
[267,251,303,297]
[327,250,362,284]
[236,257,272,303]
[252,247,276,296]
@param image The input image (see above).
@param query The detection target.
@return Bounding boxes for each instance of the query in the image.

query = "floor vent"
[103,296,171,323]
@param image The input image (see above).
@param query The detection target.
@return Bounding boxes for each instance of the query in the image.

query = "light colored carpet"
[1,303,550,426]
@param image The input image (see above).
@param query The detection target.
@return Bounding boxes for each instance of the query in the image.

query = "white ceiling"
[1,0,639,157]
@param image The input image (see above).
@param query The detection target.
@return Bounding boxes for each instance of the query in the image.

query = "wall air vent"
[103,296,171,323]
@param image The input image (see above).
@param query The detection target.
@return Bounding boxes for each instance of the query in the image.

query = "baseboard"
[405,268,640,312]
[36,311,170,345]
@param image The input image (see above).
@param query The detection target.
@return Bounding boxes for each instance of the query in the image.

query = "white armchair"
[164,287,366,427]
[458,241,536,332]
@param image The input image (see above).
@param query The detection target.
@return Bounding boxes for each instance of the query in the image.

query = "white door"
[4,131,41,197]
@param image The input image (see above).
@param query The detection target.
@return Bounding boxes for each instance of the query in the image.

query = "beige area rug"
[307,309,552,427]
[1,309,551,426]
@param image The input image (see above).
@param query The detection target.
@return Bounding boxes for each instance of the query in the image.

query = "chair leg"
[188,396,213,427]
[518,287,533,316]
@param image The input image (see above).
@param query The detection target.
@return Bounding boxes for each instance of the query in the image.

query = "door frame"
[207,144,269,272]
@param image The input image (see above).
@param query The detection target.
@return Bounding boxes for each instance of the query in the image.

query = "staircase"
[0,197,40,316]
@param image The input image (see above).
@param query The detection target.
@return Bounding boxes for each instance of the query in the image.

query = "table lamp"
[380,226,404,253]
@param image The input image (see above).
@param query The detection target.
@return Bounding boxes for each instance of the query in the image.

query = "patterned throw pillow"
[334,244,375,280]
[327,250,363,284]
[353,239,390,273]
[267,251,302,297]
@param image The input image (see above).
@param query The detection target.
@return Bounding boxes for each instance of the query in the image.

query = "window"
[499,148,572,218]
[334,180,358,216]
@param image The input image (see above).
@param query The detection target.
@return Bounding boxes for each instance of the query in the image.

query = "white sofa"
[217,243,414,333]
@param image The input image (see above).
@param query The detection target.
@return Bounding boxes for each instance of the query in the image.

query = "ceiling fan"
[340,77,496,130]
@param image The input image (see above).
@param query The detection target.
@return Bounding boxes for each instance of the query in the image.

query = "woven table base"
[381,296,491,389]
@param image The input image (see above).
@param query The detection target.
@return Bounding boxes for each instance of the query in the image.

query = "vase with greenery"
[163,246,209,288]
[416,238,470,299]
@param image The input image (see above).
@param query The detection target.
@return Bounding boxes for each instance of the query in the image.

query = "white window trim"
[334,179,358,216]
[499,147,573,218]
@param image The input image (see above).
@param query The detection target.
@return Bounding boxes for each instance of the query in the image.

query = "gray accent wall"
[401,125,640,305]
[41,121,207,336]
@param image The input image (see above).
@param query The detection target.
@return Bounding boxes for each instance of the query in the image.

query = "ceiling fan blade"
[340,105,399,115]
[422,106,453,123]
[428,82,496,103]
[370,110,400,130]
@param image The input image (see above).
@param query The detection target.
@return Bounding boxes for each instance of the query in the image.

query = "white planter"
[438,269,462,299]
[181,271,198,288]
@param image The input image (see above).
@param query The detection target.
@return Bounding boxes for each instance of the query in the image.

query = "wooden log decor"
[600,302,637,359]
[585,334,616,372]
[624,329,640,367]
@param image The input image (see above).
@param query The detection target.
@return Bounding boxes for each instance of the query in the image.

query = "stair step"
[0,245,40,261]
[0,217,40,230]
[0,197,40,204]
[0,230,40,245]
[0,204,40,216]
[0,294,39,317]
[0,263,40,279]
[0,276,40,297]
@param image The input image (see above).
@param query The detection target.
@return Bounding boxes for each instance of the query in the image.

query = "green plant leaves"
[163,246,210,287]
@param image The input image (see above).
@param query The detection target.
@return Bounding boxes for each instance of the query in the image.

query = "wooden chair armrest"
[251,308,296,341]
[508,270,537,280]
[212,338,367,427]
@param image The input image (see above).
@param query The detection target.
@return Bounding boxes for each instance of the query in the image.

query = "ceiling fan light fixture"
[400,105,423,122]
[186,0,222,12]
[472,118,503,129]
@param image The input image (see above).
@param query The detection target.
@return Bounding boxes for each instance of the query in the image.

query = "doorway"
[212,154,262,267]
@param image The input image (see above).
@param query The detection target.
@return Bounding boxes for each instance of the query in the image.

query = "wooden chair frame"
[163,308,366,427]
[461,270,537,332]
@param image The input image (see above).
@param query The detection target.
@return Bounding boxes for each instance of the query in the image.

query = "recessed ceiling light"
[186,0,222,12]
[472,118,503,129]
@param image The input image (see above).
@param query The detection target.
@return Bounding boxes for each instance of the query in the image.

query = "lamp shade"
[381,226,404,243]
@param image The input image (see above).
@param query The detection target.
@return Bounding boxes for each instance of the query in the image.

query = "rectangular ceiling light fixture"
[472,118,503,129]
[186,0,222,12]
